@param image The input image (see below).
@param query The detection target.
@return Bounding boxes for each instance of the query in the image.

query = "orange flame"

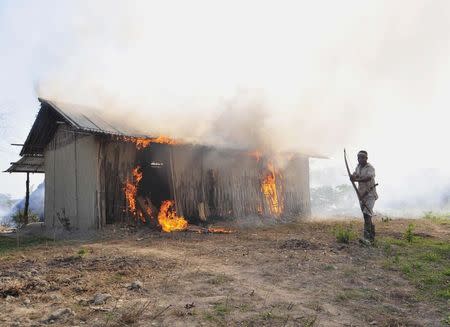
[151,135,177,145]
[124,166,144,220]
[207,227,234,234]
[261,162,283,215]
[121,135,178,149]
[157,200,188,232]
[134,138,153,149]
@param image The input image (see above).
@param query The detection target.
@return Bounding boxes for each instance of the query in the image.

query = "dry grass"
[0,217,448,326]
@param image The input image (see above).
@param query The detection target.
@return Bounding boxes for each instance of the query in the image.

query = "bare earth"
[0,218,448,326]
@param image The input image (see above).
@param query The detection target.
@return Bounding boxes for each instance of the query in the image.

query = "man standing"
[350,150,378,243]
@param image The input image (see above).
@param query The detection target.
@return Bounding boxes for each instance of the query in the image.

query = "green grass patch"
[202,301,231,326]
[77,247,88,258]
[423,211,450,225]
[323,264,336,271]
[0,235,53,255]
[213,302,230,316]
[335,288,381,303]
[335,289,361,302]
[443,314,450,326]
[380,236,450,304]
[259,310,287,322]
[334,225,355,244]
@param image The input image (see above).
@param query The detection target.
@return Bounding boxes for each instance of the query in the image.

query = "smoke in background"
[2,0,449,215]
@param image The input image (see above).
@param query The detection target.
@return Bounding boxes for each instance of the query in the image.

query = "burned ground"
[0,218,448,326]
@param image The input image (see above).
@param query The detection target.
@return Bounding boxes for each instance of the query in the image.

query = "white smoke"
[2,0,450,214]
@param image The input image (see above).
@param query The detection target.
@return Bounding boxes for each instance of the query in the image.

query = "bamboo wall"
[170,145,311,221]
[99,139,137,225]
[98,141,311,226]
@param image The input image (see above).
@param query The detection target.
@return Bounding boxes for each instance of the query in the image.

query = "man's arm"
[350,167,358,182]
[353,176,371,182]
[352,165,375,183]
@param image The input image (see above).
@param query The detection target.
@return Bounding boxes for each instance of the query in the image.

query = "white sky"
[0,1,449,213]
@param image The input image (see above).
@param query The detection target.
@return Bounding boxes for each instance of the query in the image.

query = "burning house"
[6,98,312,231]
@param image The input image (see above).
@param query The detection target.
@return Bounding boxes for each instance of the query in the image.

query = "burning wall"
[116,137,310,232]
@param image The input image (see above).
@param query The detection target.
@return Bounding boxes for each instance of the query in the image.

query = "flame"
[261,162,283,215]
[121,133,178,226]
[121,135,178,149]
[207,227,234,234]
[144,202,153,218]
[124,166,145,221]
[134,138,153,149]
[157,200,188,232]
[151,135,177,145]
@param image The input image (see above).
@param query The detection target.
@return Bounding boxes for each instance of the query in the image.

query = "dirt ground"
[0,218,448,326]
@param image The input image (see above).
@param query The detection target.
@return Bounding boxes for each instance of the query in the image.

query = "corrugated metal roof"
[5,155,45,173]
[45,99,138,136]
[20,98,150,156]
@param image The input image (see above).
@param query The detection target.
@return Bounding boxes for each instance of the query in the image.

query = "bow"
[344,148,371,213]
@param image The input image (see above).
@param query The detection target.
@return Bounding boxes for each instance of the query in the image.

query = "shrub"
[404,223,415,243]
[334,225,354,244]
[77,247,88,258]
[11,210,39,228]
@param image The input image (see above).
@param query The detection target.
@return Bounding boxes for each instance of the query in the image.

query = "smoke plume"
[3,0,449,214]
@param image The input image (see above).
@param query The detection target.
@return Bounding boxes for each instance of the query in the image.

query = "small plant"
[401,264,412,274]
[383,243,393,257]
[437,289,450,300]
[393,254,400,264]
[304,316,317,327]
[77,247,88,258]
[442,314,450,326]
[323,264,336,271]
[213,301,230,317]
[261,311,273,320]
[334,225,354,244]
[117,300,152,324]
[423,252,440,262]
[381,216,392,223]
[11,210,39,228]
[404,224,415,243]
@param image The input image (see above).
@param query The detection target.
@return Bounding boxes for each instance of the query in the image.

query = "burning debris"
[157,200,188,232]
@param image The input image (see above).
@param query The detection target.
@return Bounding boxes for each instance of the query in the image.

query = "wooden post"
[24,172,30,225]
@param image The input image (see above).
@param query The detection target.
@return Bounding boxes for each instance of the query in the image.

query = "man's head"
[357,150,368,165]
